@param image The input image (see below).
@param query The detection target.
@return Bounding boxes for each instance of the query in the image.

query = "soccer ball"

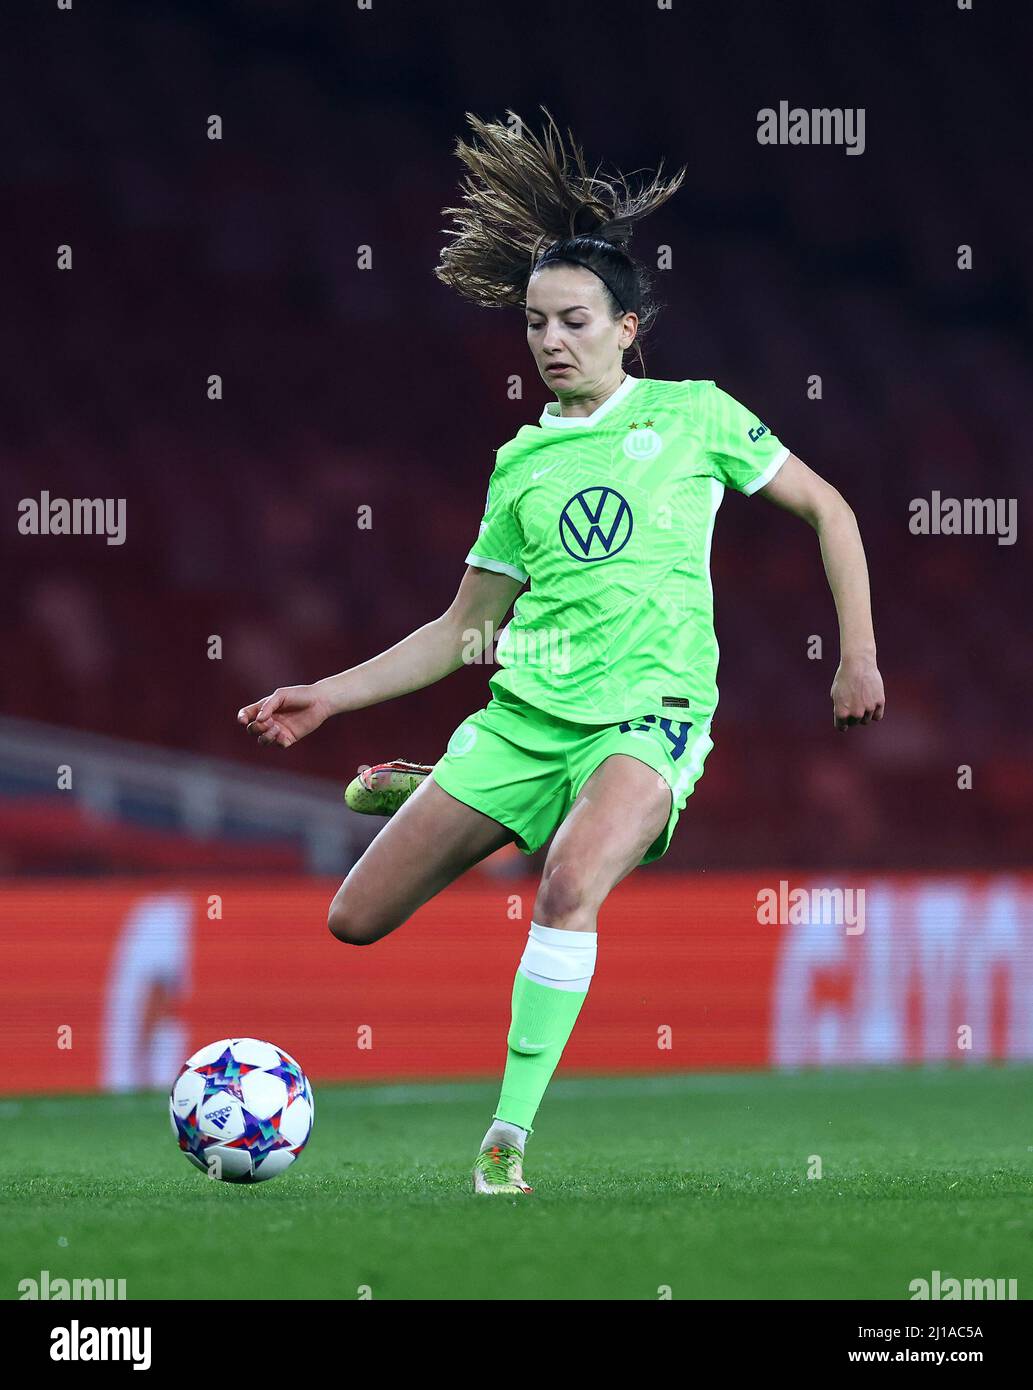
[169,1037,315,1183]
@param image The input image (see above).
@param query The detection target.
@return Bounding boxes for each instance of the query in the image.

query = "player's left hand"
[831,657,885,731]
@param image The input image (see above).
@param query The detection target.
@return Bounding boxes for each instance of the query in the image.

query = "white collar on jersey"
[539,372,641,429]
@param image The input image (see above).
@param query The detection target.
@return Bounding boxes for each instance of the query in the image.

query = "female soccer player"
[237,108,885,1195]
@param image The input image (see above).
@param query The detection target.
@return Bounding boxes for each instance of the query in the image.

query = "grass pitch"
[2,1066,1030,1301]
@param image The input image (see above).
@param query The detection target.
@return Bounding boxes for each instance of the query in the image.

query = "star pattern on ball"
[192,1047,261,1103]
[226,1106,286,1158]
[173,1105,205,1157]
[269,1052,308,1104]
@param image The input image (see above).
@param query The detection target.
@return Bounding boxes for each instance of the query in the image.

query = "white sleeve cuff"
[742,444,790,496]
[465,552,529,583]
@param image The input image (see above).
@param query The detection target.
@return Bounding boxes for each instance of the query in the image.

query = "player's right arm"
[237,565,524,748]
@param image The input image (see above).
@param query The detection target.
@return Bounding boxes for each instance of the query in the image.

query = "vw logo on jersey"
[622,426,663,461]
[559,486,633,562]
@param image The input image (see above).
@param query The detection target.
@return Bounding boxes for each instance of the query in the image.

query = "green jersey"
[466,375,790,726]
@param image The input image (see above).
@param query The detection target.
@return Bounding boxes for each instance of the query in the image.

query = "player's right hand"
[237,685,331,749]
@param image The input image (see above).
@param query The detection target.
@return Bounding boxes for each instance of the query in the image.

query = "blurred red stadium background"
[3,873,1029,1095]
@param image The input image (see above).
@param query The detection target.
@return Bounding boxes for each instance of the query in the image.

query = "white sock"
[517,920,598,992]
[481,1119,528,1153]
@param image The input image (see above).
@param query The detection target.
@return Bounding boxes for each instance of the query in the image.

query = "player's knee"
[327,894,378,946]
[535,861,595,929]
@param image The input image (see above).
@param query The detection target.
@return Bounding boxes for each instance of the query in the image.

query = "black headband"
[563,256,626,313]
[535,249,628,314]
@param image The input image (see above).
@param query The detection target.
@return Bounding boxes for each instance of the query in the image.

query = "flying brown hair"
[435,106,686,366]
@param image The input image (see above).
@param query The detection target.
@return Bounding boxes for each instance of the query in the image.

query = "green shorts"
[431,687,714,865]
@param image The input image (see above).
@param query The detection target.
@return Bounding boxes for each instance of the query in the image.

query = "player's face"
[524,265,635,395]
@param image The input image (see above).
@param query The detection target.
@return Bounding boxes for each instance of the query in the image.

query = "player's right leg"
[327,775,514,946]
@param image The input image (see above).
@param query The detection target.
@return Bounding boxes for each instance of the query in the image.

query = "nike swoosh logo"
[518,1037,550,1052]
[531,462,563,480]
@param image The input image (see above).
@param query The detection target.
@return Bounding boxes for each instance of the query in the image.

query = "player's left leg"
[473,753,671,1194]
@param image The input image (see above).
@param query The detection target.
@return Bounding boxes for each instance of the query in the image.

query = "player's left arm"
[757,453,885,731]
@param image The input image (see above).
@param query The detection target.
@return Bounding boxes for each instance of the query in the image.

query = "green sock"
[494,971,589,1133]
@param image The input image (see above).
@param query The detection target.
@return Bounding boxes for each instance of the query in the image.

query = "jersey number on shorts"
[618,715,692,761]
